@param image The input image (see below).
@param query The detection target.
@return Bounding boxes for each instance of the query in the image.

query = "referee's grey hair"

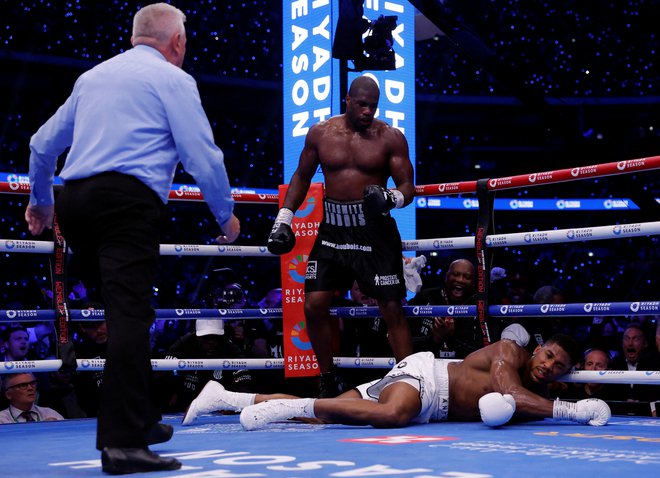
[132,3,186,44]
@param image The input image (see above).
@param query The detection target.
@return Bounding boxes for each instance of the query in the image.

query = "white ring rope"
[1,158,658,389]
[0,357,397,374]
[2,301,659,323]
[2,358,658,385]
[2,220,658,255]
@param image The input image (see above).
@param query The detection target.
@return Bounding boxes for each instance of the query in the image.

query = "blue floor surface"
[2,413,659,477]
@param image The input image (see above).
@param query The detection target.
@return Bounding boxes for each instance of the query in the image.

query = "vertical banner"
[281,1,416,374]
[283,0,334,184]
[283,0,415,240]
[280,183,325,378]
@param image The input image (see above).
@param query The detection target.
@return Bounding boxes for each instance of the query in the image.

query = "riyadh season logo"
[630,302,640,313]
[6,310,16,319]
[613,225,622,235]
[566,230,575,239]
[447,306,455,315]
[541,304,550,313]
[500,305,509,315]
[295,196,316,219]
[4,240,15,249]
[523,234,532,243]
[583,303,593,313]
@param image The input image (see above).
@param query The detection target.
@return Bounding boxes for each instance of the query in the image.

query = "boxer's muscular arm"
[489,341,554,419]
[387,128,415,206]
[282,125,321,212]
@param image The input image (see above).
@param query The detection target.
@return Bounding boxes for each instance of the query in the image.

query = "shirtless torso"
[447,339,563,421]
[304,116,409,201]
[284,113,413,207]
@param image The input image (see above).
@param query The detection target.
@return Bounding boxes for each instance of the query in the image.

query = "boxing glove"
[267,208,295,255]
[553,398,611,426]
[363,185,404,217]
[500,323,531,347]
[479,392,516,427]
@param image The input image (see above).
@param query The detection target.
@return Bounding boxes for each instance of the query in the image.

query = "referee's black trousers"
[56,172,165,450]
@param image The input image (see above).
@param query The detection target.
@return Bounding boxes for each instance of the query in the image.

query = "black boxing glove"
[267,208,296,255]
[363,185,405,217]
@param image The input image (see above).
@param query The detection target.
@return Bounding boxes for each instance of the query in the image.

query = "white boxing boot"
[182,381,251,426]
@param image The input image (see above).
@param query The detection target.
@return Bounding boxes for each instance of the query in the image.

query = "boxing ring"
[2,413,660,477]
[1,156,659,477]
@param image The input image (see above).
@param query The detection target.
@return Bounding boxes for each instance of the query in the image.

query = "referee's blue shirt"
[28,44,234,226]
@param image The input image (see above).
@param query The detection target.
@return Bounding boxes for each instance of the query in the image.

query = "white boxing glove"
[501,323,530,347]
[479,392,516,427]
[553,398,611,426]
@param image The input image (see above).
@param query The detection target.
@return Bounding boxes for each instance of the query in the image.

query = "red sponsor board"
[279,183,324,378]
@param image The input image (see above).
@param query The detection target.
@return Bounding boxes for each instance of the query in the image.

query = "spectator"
[253,288,284,359]
[72,311,108,418]
[559,347,615,401]
[408,258,479,359]
[0,373,64,423]
[610,324,659,403]
[158,318,253,412]
[1,325,30,362]
[588,316,623,359]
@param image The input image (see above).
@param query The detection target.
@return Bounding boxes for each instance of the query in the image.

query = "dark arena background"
[0,2,659,477]
[0,0,658,309]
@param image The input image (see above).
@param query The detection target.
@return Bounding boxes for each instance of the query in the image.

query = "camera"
[354,15,398,71]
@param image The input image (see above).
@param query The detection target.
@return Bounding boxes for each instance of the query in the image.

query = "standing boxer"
[267,75,415,397]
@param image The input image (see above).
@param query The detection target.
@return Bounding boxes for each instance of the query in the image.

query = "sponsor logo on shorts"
[305,260,317,280]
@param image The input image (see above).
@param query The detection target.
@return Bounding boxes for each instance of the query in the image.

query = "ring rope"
[1,156,658,387]
[2,155,658,201]
[2,358,658,385]
[2,220,658,256]
[2,301,659,323]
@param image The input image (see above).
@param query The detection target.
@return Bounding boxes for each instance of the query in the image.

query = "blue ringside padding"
[2,414,659,477]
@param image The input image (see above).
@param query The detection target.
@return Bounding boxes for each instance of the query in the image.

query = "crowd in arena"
[0,1,658,423]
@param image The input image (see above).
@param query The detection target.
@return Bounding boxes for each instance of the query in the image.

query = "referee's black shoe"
[101,447,181,475]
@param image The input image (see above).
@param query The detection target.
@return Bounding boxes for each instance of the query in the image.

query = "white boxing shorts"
[355,351,451,423]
